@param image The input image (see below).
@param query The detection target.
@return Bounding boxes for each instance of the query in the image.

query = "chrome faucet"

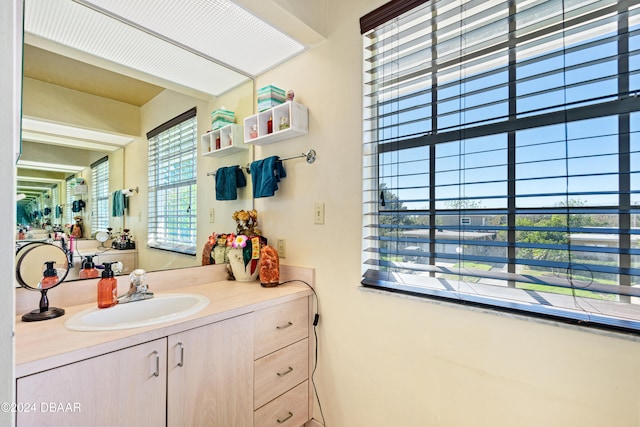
[117,268,153,304]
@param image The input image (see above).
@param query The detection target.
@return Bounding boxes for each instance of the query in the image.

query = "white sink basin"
[65,293,210,331]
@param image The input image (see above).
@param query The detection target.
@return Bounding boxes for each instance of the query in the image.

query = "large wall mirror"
[17,0,260,283]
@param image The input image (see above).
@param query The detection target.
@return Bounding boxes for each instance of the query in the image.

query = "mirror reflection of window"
[90,156,109,232]
[147,108,198,255]
[65,176,74,226]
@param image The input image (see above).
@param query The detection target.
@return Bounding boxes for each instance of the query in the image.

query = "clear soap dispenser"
[97,262,117,308]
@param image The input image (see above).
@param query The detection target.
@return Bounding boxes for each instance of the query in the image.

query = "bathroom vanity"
[14,265,314,427]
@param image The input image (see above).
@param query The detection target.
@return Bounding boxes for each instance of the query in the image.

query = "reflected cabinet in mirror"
[17,2,255,285]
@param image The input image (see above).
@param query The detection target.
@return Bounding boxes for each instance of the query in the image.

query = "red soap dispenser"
[97,262,117,308]
[40,261,59,289]
[79,255,99,279]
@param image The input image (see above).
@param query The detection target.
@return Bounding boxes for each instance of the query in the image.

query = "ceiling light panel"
[25,0,251,96]
[17,160,86,173]
[75,0,306,76]
[22,117,135,146]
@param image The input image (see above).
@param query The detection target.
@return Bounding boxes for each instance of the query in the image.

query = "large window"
[91,156,110,232]
[362,0,640,332]
[147,108,198,255]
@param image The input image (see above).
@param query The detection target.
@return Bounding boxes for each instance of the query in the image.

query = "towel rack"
[207,166,250,177]
[279,149,317,164]
[207,149,317,177]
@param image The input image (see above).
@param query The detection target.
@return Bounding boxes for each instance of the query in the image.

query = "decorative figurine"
[70,216,83,238]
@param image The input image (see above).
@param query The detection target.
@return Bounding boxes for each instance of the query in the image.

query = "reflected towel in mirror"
[112,190,126,216]
[215,165,246,201]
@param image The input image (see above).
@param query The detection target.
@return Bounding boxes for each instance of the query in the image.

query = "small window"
[147,108,198,255]
[65,176,74,225]
[91,156,110,232]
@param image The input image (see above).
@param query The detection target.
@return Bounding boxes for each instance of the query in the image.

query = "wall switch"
[314,202,325,225]
[209,208,215,223]
[277,239,286,258]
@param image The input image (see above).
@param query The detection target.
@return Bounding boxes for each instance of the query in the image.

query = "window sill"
[361,273,640,340]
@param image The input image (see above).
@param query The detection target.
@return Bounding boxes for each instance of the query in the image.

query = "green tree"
[517,198,606,262]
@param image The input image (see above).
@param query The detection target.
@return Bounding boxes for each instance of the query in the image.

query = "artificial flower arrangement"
[232,209,263,270]
[232,209,260,236]
[201,210,264,278]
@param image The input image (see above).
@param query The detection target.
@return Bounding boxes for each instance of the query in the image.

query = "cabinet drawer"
[254,297,308,358]
[255,338,308,409]
[254,381,309,427]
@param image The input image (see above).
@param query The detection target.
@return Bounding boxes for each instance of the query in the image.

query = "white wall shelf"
[244,102,308,145]
[200,123,247,157]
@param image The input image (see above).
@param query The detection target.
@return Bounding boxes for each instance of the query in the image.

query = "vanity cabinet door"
[167,313,254,427]
[16,338,167,427]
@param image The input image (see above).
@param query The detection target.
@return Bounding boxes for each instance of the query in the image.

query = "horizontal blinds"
[91,157,109,232]
[148,109,197,255]
[66,176,74,224]
[363,0,640,332]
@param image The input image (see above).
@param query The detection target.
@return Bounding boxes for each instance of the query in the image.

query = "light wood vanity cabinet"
[17,338,167,427]
[16,293,312,427]
[167,314,254,427]
[253,297,310,427]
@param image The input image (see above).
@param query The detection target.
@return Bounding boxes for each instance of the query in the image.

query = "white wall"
[254,0,640,426]
[0,1,21,425]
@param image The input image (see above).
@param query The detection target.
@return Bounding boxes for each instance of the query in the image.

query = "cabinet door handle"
[152,351,160,377]
[277,411,293,424]
[177,342,184,367]
[277,366,294,377]
[276,321,293,330]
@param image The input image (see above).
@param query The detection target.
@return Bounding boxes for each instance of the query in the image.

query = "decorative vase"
[228,246,259,282]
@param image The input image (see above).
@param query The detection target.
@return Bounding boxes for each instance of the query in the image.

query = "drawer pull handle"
[277,412,293,423]
[152,351,160,377]
[177,342,184,367]
[277,366,294,377]
[276,321,293,330]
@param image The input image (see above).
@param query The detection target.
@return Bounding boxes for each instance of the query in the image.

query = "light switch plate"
[314,202,325,225]
[277,239,286,258]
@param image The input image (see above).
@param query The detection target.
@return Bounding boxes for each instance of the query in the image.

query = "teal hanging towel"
[112,190,125,217]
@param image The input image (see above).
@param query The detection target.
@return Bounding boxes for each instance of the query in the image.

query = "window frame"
[361,0,640,334]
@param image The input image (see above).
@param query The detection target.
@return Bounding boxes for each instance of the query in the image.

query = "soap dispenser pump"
[79,255,99,279]
[97,262,117,308]
[40,261,59,289]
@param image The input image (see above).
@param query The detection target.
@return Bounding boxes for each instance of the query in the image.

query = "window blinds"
[66,176,74,224]
[91,156,110,232]
[362,0,640,332]
[147,107,198,255]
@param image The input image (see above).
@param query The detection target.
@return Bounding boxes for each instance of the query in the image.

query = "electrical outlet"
[209,208,215,223]
[314,202,325,225]
[277,239,286,258]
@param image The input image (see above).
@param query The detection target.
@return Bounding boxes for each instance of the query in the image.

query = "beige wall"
[253,0,640,426]
[22,77,140,136]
